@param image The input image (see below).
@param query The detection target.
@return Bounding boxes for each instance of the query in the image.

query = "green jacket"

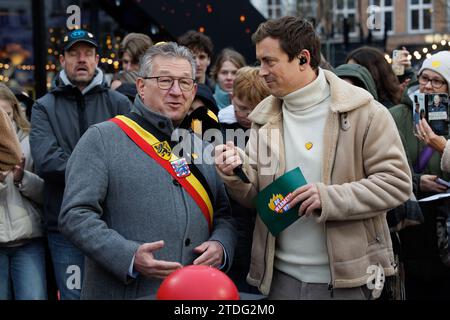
[334,64,379,101]
[390,81,450,196]
[390,81,450,266]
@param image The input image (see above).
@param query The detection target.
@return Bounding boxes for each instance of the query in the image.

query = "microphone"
[233,164,250,183]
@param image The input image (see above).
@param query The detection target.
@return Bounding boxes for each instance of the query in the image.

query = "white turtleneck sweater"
[274,68,332,284]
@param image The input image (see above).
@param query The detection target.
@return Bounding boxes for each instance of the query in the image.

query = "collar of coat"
[248,69,374,126]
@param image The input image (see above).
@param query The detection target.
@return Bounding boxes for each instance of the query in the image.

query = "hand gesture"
[415,118,447,153]
[13,156,25,185]
[133,240,183,279]
[193,240,224,268]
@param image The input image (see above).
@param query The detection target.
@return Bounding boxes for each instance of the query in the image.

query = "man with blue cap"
[29,29,131,299]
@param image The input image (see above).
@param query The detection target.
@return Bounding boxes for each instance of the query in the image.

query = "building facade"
[251,0,450,65]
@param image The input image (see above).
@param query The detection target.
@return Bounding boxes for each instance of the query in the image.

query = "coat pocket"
[364,219,379,245]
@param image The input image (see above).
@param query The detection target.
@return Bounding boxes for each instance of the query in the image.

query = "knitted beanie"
[419,51,450,95]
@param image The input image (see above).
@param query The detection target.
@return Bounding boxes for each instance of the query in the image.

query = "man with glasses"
[58,42,237,299]
[390,50,450,299]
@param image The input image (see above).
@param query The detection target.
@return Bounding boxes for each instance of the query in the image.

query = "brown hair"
[120,33,153,65]
[346,46,401,105]
[252,16,321,69]
[178,30,214,58]
[0,84,30,134]
[210,48,246,81]
[233,67,270,107]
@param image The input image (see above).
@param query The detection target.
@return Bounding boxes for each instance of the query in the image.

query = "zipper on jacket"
[324,222,335,298]
[328,283,334,298]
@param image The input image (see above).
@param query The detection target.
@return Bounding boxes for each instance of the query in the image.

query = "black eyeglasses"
[143,76,195,91]
[418,74,447,89]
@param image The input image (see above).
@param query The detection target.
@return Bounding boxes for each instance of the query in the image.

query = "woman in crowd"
[211,48,246,109]
[346,46,402,108]
[0,84,46,300]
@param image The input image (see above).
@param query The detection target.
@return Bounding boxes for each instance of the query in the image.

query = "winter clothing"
[334,64,379,101]
[59,96,237,299]
[30,69,131,231]
[390,80,450,299]
[217,70,412,296]
[213,84,231,110]
[0,128,44,245]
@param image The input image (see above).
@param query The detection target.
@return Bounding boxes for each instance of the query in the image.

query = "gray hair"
[138,42,196,79]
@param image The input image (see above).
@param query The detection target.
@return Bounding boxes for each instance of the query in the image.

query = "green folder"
[255,167,307,237]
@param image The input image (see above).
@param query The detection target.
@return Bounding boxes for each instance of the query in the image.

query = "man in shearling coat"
[59,42,237,299]
[215,16,412,300]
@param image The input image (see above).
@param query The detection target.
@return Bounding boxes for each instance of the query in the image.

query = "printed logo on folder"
[255,167,307,236]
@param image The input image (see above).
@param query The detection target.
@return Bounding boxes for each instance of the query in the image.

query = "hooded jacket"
[334,64,379,101]
[217,70,412,295]
[30,68,131,231]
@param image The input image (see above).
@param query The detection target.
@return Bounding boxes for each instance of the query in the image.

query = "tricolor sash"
[110,114,214,231]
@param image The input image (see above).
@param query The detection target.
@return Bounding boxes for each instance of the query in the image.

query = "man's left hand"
[285,183,322,217]
[193,241,224,268]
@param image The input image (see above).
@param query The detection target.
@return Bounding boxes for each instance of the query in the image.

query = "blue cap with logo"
[63,29,98,52]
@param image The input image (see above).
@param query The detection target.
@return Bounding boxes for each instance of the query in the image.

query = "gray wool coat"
[59,97,237,299]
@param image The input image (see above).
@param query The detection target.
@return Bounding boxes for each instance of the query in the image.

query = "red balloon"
[156,265,240,300]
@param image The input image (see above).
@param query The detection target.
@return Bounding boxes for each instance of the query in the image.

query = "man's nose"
[259,66,269,77]
[169,80,183,95]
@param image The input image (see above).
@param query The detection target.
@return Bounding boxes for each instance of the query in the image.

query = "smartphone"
[425,93,449,136]
[436,178,450,188]
[392,50,405,76]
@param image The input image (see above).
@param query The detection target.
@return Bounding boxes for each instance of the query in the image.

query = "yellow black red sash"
[110,114,213,231]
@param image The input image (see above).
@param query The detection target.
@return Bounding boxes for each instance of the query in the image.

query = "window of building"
[267,0,283,19]
[297,0,317,24]
[333,0,358,38]
[408,0,433,32]
[369,0,394,36]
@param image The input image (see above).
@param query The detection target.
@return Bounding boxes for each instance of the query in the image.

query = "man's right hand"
[133,241,183,279]
[214,142,242,176]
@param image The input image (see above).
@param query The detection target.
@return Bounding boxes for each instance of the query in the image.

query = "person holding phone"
[390,50,450,299]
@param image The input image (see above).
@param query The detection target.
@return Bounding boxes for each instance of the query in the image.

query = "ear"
[95,54,100,66]
[298,50,311,66]
[59,54,65,69]
[136,78,146,101]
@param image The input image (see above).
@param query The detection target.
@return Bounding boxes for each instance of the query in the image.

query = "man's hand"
[214,142,242,176]
[13,156,25,185]
[420,175,448,193]
[193,241,224,268]
[133,241,183,279]
[285,184,322,217]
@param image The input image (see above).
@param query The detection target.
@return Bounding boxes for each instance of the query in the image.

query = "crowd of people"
[1,15,450,300]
